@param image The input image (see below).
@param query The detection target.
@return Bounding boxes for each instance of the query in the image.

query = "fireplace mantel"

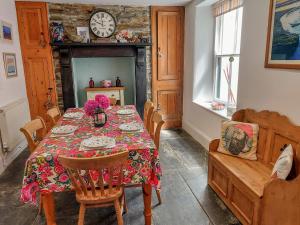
[51,42,152,48]
[52,42,150,117]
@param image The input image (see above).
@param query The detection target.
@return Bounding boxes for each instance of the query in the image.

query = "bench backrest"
[232,109,300,174]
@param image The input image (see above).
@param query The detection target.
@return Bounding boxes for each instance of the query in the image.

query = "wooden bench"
[208,109,300,225]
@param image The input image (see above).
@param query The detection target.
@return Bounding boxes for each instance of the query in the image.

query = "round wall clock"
[89,11,116,38]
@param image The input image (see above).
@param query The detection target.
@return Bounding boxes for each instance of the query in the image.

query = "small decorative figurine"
[89,77,95,88]
[116,76,121,87]
[101,80,112,88]
[93,107,107,127]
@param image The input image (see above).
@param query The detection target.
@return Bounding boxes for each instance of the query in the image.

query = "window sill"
[193,100,232,120]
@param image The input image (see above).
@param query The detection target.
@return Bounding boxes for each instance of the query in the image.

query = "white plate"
[51,125,77,135]
[82,136,116,149]
[119,123,143,132]
[117,109,135,115]
[64,112,84,119]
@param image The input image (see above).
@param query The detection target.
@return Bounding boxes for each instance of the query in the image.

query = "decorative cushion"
[218,121,259,160]
[271,144,293,180]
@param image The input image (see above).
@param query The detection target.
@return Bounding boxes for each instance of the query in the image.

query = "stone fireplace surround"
[48,3,152,115]
[52,42,150,117]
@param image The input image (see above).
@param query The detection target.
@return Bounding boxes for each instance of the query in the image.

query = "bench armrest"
[209,139,220,152]
[261,175,300,225]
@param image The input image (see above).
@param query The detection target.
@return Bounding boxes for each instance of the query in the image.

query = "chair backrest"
[20,116,47,153]
[59,151,129,198]
[144,101,154,132]
[232,109,300,175]
[149,111,165,148]
[46,106,61,127]
[109,97,117,106]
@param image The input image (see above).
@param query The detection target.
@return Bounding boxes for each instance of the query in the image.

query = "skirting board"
[182,120,211,151]
[0,140,27,175]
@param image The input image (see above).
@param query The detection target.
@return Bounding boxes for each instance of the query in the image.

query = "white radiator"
[0,98,30,174]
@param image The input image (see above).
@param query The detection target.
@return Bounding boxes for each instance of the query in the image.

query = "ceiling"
[20,0,192,6]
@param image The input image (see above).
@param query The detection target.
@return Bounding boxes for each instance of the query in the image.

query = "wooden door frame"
[151,6,185,128]
[16,1,58,119]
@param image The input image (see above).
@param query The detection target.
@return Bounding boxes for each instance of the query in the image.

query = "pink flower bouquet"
[95,94,110,109]
[84,100,99,116]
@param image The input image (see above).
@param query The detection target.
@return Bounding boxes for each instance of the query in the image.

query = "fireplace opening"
[54,43,149,117]
[72,57,136,107]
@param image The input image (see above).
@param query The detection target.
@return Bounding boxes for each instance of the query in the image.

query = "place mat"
[79,142,116,151]
[63,112,84,120]
[121,129,144,134]
[50,132,75,138]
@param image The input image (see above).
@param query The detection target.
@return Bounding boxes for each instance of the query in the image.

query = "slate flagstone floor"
[0,129,241,225]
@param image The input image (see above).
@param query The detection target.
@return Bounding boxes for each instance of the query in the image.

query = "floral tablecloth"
[21,105,161,204]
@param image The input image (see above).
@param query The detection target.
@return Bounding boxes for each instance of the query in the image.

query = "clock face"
[89,11,116,38]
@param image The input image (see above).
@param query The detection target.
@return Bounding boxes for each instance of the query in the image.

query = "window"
[213,1,243,106]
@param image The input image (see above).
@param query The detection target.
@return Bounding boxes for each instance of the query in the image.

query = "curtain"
[213,0,244,17]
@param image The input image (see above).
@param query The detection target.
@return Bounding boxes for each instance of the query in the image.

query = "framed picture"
[3,53,17,78]
[1,21,13,43]
[77,27,90,43]
[0,24,2,40]
[265,0,300,69]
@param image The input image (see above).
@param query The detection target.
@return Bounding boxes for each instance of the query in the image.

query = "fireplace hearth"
[52,42,151,118]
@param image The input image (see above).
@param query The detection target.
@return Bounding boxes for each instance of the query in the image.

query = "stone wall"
[48,3,152,109]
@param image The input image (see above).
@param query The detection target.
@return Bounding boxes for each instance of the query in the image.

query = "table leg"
[41,192,57,225]
[142,184,152,225]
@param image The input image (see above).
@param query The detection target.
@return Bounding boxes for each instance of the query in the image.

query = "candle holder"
[93,107,107,127]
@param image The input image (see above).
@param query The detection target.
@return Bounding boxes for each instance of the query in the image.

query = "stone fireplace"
[48,3,152,116]
[53,42,150,117]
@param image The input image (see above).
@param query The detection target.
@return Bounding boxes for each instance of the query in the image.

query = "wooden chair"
[20,116,47,214]
[46,106,61,127]
[149,111,165,148]
[143,101,154,132]
[20,116,47,154]
[59,151,129,225]
[109,97,117,106]
[149,111,165,204]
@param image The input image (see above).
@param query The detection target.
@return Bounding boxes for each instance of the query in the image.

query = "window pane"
[214,6,243,105]
[215,56,240,103]
[215,7,243,55]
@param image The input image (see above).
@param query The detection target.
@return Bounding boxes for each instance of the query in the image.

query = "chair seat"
[210,152,272,197]
[76,188,123,204]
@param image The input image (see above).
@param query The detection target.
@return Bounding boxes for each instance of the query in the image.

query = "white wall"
[183,0,224,149]
[183,0,300,150]
[237,0,300,124]
[0,0,30,174]
[0,0,28,108]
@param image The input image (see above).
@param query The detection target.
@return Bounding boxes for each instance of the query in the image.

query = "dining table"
[20,105,162,225]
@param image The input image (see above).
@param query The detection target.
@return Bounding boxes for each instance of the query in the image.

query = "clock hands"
[94,21,104,27]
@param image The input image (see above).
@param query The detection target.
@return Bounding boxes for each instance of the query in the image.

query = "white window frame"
[212,6,243,105]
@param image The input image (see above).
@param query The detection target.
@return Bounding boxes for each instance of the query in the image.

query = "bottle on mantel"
[89,77,95,88]
[116,76,121,87]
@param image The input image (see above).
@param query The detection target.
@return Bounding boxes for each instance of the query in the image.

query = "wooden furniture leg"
[38,193,43,215]
[114,199,124,225]
[41,192,57,225]
[156,189,162,205]
[78,203,86,225]
[143,184,152,225]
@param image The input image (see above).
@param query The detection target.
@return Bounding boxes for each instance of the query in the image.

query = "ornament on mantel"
[89,77,95,88]
[116,76,121,87]
[115,30,135,43]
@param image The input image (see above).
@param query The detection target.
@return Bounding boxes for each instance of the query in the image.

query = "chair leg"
[38,194,43,215]
[156,189,162,205]
[114,199,124,225]
[78,203,86,225]
[122,192,128,214]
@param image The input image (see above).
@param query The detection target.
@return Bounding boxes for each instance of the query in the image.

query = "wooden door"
[151,7,184,129]
[16,2,57,126]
